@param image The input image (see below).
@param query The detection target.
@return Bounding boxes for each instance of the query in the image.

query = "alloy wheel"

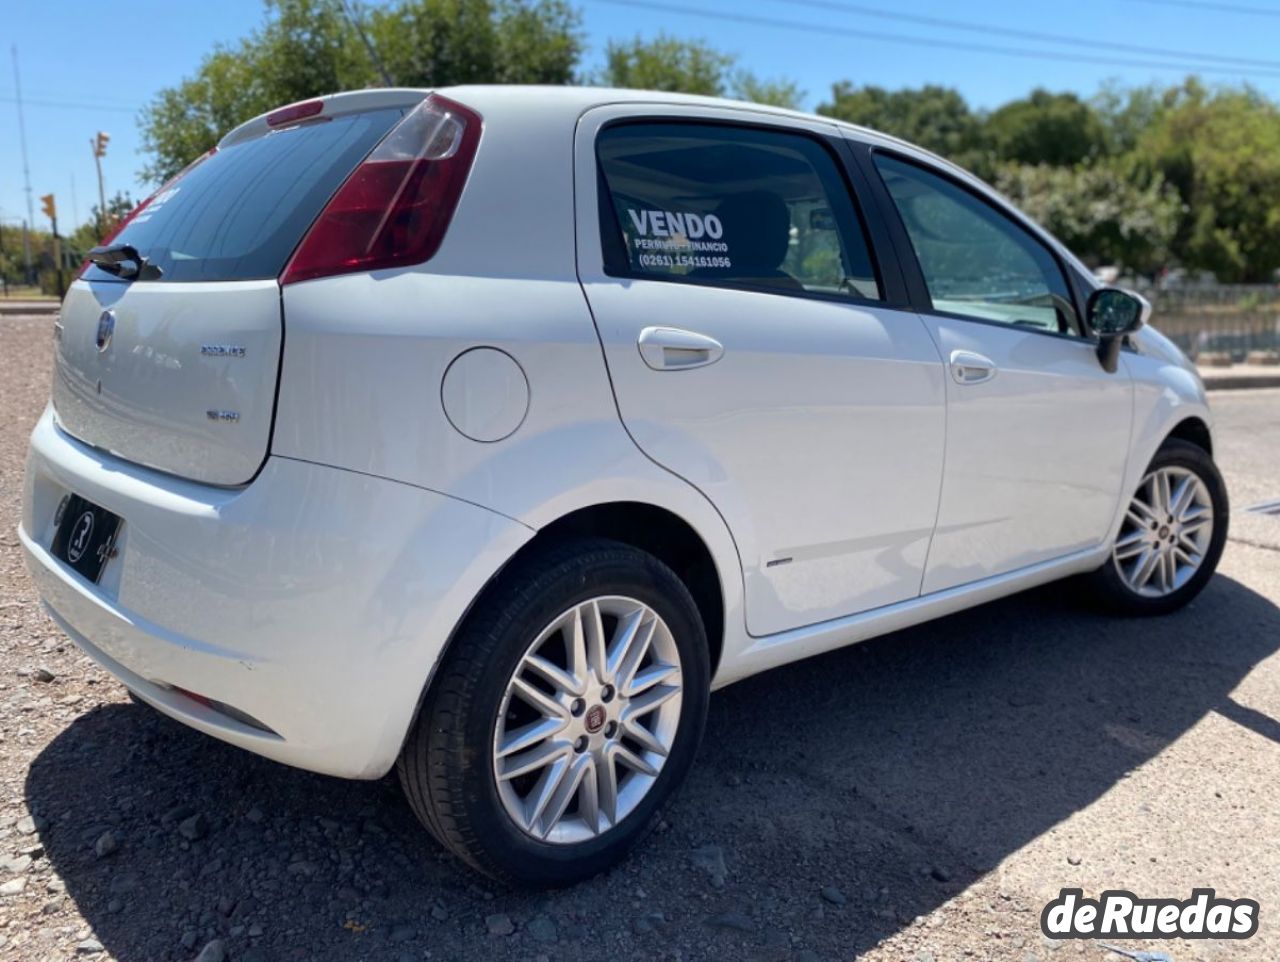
[492,596,683,844]
[1113,466,1214,598]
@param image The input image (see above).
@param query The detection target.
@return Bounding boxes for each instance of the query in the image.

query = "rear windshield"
[87,108,403,283]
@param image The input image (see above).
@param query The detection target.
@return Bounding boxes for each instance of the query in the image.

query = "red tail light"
[77,147,217,277]
[280,94,481,285]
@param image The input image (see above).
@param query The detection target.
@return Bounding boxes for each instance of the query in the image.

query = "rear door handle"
[950,350,997,385]
[637,327,725,371]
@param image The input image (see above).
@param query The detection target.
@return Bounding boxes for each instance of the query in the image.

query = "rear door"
[864,149,1133,594]
[575,105,947,637]
[53,96,412,486]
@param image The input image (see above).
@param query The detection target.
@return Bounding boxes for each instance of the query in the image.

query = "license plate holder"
[51,495,122,584]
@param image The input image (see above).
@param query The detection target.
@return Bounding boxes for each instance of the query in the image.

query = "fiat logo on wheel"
[584,704,606,734]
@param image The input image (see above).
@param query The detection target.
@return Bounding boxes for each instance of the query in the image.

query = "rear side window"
[596,123,881,302]
[87,108,403,283]
[873,154,1081,335]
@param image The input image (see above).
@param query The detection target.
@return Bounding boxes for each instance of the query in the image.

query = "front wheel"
[1091,438,1229,615]
[397,538,709,885]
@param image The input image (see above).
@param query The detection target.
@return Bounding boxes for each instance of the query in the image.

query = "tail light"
[77,148,217,278]
[281,94,481,285]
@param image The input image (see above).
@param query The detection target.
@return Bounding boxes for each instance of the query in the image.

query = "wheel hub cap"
[1113,466,1214,598]
[492,596,684,844]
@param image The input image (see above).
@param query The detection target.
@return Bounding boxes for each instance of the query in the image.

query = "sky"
[4,0,1280,232]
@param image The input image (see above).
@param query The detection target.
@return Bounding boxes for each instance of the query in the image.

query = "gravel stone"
[75,939,104,954]
[0,878,27,896]
[31,667,55,683]
[194,939,227,962]
[820,886,846,906]
[526,914,557,943]
[94,830,118,858]
[486,913,515,936]
[691,844,728,887]
[178,813,208,841]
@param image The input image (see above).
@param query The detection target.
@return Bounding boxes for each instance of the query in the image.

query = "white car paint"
[21,85,1214,779]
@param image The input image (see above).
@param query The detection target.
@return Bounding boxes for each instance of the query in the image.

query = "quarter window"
[874,154,1080,335]
[597,123,881,301]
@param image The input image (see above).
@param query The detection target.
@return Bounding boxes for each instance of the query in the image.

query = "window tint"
[874,154,1080,335]
[88,108,403,283]
[597,123,881,301]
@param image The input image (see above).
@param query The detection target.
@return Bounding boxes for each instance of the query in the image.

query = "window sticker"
[624,207,732,272]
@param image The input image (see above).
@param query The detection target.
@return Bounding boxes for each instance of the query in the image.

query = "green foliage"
[139,0,582,183]
[730,72,803,110]
[985,89,1107,167]
[599,34,733,96]
[1136,79,1280,282]
[816,83,988,172]
[994,161,1181,275]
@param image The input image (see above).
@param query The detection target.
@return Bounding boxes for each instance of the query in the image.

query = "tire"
[397,537,710,885]
[1090,438,1229,615]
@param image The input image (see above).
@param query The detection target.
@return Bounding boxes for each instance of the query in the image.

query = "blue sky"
[3,0,1280,230]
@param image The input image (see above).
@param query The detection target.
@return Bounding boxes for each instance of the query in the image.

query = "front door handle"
[950,350,997,385]
[637,327,725,371]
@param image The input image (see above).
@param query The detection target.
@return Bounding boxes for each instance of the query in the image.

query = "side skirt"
[711,545,1109,689]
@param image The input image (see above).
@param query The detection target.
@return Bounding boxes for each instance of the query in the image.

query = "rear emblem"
[584,705,606,734]
[95,311,115,353]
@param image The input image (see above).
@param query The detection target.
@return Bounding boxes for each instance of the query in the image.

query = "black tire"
[397,537,710,885]
[1090,438,1229,615]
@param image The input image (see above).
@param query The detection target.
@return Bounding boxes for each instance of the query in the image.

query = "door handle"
[949,350,997,385]
[637,327,725,371]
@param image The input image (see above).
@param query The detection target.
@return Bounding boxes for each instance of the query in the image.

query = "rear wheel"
[397,538,709,885]
[1091,438,1228,615]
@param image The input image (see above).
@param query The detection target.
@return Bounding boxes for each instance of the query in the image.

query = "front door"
[575,107,947,636]
[869,151,1133,595]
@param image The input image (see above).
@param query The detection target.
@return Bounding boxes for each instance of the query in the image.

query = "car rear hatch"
[53,90,424,486]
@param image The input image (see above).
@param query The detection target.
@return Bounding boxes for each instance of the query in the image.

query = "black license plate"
[51,495,122,584]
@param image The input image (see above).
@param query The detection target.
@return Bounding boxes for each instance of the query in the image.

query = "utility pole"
[11,46,35,284]
[91,131,110,238]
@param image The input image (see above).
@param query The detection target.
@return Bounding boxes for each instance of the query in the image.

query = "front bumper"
[20,407,532,778]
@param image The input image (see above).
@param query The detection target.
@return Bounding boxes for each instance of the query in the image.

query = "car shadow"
[24,571,1280,962]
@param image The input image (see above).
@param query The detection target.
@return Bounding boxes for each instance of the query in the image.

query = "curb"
[0,302,59,317]
[1202,374,1280,391]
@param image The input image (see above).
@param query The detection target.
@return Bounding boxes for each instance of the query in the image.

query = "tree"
[1135,78,1280,282]
[985,88,1107,168]
[816,83,987,171]
[598,34,801,108]
[140,0,582,183]
[599,34,733,96]
[731,72,803,110]
[368,0,580,87]
[994,161,1181,275]
[68,192,137,253]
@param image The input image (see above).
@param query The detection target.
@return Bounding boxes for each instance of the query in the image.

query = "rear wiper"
[86,244,163,281]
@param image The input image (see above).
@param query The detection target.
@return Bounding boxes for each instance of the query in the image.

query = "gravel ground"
[2,312,1279,962]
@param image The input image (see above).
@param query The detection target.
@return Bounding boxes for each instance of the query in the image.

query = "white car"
[21,86,1228,884]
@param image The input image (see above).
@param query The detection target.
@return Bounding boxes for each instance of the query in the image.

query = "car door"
[863,148,1133,595]
[574,105,948,637]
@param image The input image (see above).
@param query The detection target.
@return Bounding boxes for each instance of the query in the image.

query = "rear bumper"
[21,407,532,778]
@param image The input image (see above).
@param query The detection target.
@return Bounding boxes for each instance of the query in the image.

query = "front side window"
[874,154,1080,335]
[596,123,881,301]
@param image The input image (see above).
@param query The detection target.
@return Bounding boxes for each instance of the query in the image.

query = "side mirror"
[1088,287,1149,373]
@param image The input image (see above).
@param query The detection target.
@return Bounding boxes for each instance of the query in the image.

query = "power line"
[1124,0,1280,16]
[767,0,1280,69]
[591,0,1280,79]
[0,95,135,114]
